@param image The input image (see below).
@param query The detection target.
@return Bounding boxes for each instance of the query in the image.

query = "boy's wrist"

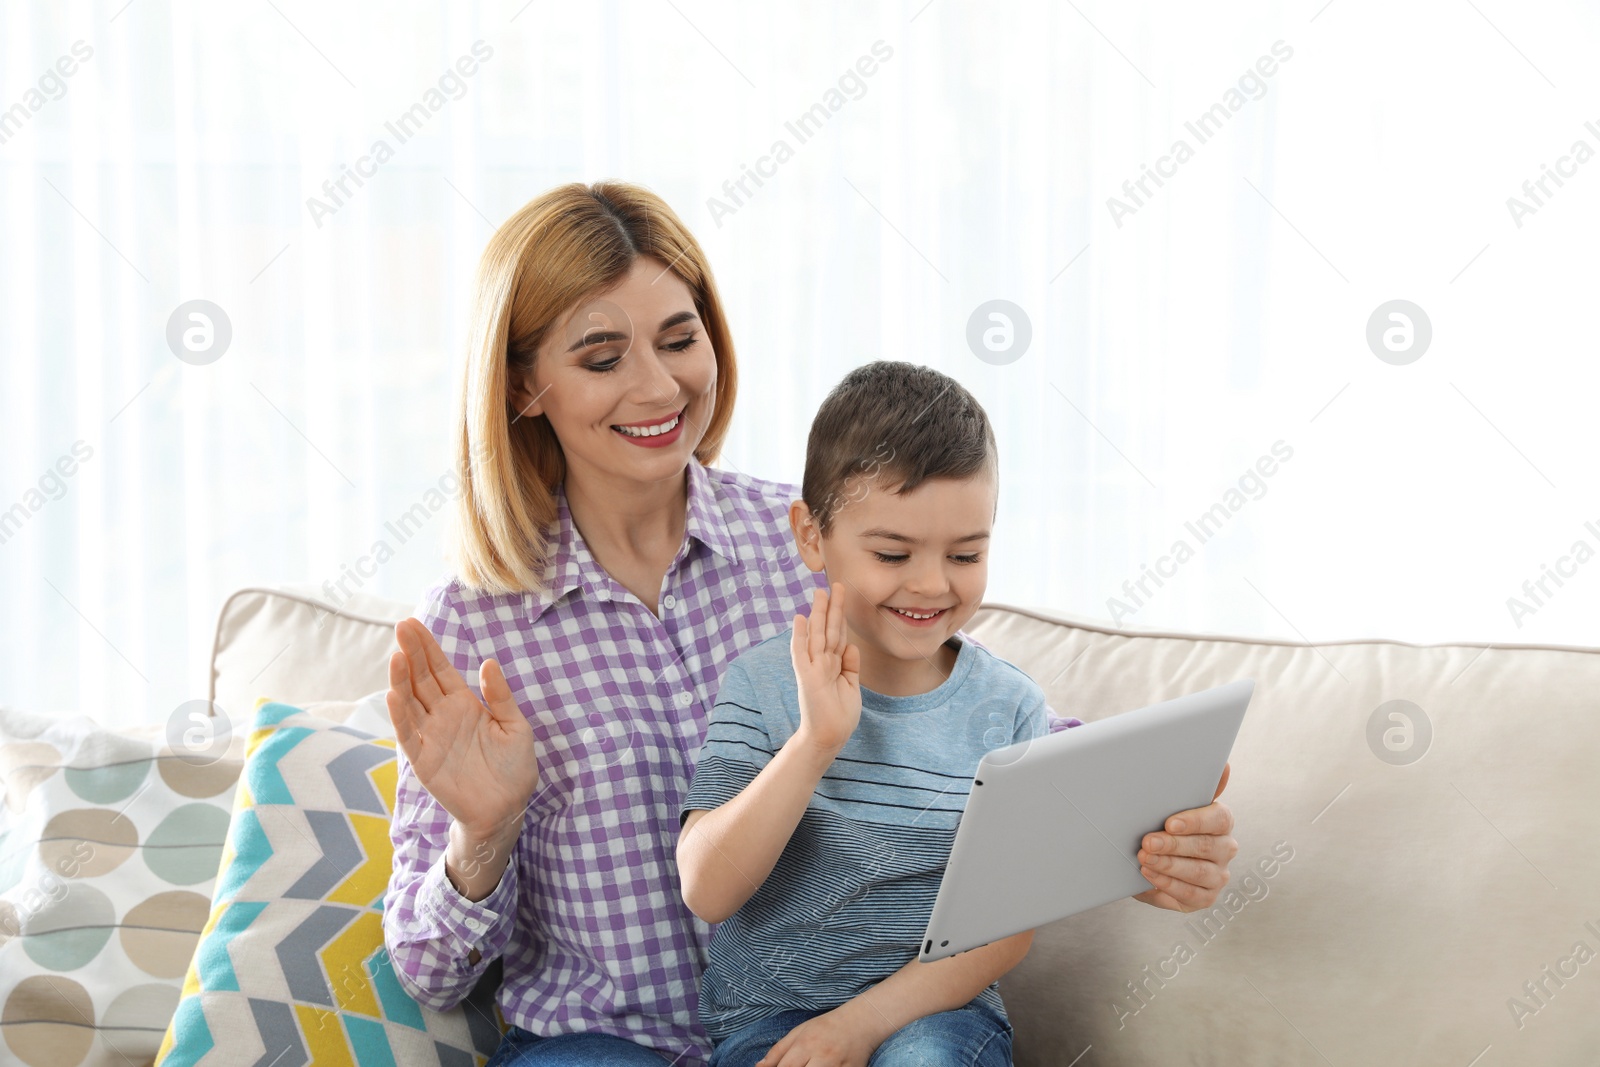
[832,990,901,1047]
[787,724,844,767]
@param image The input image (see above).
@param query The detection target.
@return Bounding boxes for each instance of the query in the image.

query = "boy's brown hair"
[802,361,997,536]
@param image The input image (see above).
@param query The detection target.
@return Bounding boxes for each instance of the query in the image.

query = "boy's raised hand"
[791,585,862,755]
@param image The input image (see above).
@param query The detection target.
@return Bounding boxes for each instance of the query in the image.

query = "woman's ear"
[788,500,827,573]
[508,368,545,420]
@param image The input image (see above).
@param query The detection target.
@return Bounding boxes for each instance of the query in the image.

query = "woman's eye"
[872,552,907,564]
[585,358,621,373]
[664,335,699,352]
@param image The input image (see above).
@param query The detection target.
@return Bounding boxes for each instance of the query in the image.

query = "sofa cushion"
[155,701,502,1066]
[0,707,244,1067]
[964,603,1600,1066]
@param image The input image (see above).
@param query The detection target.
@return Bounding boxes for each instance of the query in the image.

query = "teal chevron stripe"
[215,809,271,902]
[158,996,215,1067]
[369,947,425,1031]
[195,900,266,991]
[343,1014,399,1067]
[246,726,315,805]
[255,701,306,727]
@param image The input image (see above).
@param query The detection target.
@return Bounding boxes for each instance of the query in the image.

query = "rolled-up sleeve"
[383,750,522,1011]
[380,581,525,1012]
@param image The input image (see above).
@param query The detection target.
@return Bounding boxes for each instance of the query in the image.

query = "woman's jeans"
[709,999,1013,1067]
[484,1026,674,1066]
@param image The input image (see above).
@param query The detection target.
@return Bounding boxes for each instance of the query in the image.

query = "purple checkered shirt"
[382,458,1082,1065]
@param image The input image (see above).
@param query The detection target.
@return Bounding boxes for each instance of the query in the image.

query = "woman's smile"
[610,404,688,447]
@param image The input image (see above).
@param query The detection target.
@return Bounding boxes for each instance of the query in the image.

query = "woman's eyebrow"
[567,329,625,353]
[658,310,698,331]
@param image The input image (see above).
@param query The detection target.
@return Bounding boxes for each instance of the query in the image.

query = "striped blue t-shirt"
[679,628,1050,1043]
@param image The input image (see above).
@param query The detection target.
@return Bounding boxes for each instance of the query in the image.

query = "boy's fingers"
[809,589,827,660]
[827,583,845,652]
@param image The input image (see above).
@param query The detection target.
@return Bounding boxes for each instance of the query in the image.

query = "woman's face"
[513,256,716,487]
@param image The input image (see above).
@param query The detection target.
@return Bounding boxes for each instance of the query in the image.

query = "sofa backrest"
[962,604,1600,1065]
[209,585,411,719]
[210,588,1600,1063]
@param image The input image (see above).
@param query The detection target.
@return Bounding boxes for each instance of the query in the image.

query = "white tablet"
[919,678,1254,963]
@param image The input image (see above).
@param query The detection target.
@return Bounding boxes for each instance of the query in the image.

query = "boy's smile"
[790,465,996,697]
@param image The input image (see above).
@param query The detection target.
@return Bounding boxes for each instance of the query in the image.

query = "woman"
[382,181,1239,1067]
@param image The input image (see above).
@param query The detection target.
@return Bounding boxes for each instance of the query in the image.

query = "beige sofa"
[205,585,1600,1065]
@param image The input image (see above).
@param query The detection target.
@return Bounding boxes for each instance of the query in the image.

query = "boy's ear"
[788,500,827,573]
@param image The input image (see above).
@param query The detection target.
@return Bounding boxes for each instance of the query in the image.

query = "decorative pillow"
[155,701,504,1066]
[0,707,242,1067]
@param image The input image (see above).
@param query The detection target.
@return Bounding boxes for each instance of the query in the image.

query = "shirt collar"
[526,458,745,622]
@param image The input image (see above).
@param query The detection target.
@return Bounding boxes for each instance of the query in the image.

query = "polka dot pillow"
[0,707,241,1067]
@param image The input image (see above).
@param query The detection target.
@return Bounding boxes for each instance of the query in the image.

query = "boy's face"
[789,465,995,688]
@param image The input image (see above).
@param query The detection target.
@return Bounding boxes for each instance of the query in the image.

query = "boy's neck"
[851,634,961,698]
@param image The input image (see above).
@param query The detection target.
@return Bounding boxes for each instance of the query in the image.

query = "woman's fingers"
[478,658,522,727]
[395,620,447,709]
[387,650,424,753]
[414,618,468,697]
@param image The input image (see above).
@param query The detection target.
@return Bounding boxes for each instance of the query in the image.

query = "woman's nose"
[632,348,680,408]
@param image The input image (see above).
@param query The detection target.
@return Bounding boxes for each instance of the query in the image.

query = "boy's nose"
[903,562,951,596]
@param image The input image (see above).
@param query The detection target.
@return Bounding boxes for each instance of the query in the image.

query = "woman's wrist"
[443,817,519,902]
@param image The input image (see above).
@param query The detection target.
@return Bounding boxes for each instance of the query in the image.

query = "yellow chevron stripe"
[327,814,393,907]
[320,911,384,1016]
[245,726,276,760]
[369,756,398,816]
[295,1003,355,1066]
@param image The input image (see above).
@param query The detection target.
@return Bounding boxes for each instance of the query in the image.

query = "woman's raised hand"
[790,585,862,755]
[387,618,539,838]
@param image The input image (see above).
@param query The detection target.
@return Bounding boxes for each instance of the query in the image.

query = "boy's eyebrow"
[565,310,699,353]
[857,528,991,545]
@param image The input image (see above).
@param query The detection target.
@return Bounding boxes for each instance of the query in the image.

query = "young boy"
[677,361,1065,1067]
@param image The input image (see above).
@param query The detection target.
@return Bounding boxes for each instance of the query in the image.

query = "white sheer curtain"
[3,0,1596,727]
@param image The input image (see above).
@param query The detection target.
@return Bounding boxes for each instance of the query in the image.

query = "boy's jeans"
[709,999,1013,1067]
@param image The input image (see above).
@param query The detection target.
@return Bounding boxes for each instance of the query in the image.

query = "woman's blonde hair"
[445,181,738,596]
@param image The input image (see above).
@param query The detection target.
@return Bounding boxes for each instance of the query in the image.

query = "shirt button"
[596,587,611,601]
[676,691,694,707]
[464,917,485,933]
[663,594,677,610]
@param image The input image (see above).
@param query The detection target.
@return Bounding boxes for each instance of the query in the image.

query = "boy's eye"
[872,552,907,564]
[953,554,981,565]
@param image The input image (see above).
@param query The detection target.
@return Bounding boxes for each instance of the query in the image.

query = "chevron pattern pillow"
[155,702,504,1066]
